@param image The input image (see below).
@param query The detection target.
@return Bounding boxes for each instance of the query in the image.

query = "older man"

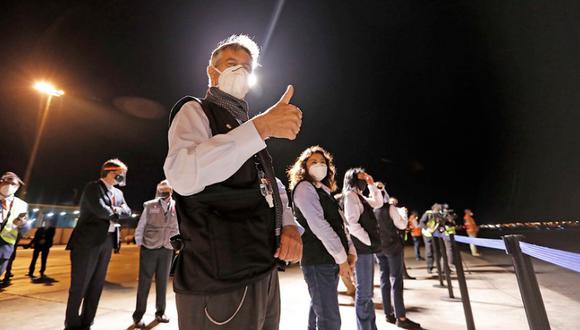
[0,172,29,284]
[64,159,132,330]
[132,180,179,328]
[164,34,303,329]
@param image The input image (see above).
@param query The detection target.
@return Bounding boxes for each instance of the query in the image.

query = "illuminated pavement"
[1,244,578,330]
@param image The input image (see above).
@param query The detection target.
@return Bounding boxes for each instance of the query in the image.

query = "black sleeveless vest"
[350,194,381,255]
[293,182,349,266]
[169,96,277,294]
[373,205,403,255]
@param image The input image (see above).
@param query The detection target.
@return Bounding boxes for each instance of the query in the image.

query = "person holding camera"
[419,203,441,274]
[132,180,179,328]
[342,168,383,330]
[0,172,29,284]
[64,159,132,330]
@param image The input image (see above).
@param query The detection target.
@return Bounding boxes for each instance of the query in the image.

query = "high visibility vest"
[0,197,28,246]
[422,214,437,238]
[445,225,456,235]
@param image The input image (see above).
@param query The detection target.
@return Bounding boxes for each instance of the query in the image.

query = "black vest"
[373,205,403,255]
[293,182,349,266]
[169,96,276,294]
[350,194,381,255]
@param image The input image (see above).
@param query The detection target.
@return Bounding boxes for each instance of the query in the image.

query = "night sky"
[1,0,579,223]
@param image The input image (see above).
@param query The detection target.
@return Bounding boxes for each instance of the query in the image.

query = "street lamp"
[21,81,64,197]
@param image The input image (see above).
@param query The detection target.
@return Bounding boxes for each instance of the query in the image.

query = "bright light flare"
[33,81,64,96]
[248,74,258,87]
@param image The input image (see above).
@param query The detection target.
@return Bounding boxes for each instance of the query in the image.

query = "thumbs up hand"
[252,85,303,140]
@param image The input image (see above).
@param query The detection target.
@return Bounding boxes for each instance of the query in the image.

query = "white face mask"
[214,65,250,99]
[0,184,18,197]
[308,164,328,182]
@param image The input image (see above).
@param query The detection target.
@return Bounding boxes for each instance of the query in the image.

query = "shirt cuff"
[333,250,348,264]
[232,120,267,157]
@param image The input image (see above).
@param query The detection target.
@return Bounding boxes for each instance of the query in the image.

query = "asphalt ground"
[0,233,578,330]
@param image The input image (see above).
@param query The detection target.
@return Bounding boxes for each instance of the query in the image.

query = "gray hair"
[209,34,260,70]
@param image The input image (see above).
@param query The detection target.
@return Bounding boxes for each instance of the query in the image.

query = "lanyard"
[1,199,15,224]
[158,199,171,218]
[0,198,15,233]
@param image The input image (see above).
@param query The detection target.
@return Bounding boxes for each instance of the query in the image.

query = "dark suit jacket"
[66,180,131,250]
[32,226,56,248]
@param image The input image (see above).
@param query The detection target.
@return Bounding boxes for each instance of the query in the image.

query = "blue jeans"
[302,264,341,330]
[376,252,406,318]
[412,236,422,259]
[354,254,377,330]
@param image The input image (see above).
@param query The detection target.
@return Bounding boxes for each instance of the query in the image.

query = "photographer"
[419,203,441,274]
[64,159,132,330]
[0,172,29,284]
[419,203,456,274]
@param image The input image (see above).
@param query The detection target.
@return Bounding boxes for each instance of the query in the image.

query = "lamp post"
[21,81,64,197]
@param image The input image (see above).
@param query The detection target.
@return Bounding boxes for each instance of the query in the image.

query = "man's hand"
[252,85,302,140]
[274,225,303,263]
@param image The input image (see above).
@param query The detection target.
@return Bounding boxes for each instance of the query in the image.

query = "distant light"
[46,212,54,217]
[33,81,64,96]
[32,208,39,212]
[60,211,67,216]
[248,74,258,87]
[73,210,80,215]
[131,213,138,218]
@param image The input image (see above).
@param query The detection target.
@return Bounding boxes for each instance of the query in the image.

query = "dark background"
[1,0,578,223]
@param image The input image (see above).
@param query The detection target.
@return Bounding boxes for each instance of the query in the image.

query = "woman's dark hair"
[342,167,366,193]
[287,145,337,192]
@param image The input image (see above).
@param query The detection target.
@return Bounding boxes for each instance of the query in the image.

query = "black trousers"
[29,245,51,276]
[175,269,280,330]
[65,234,114,330]
[132,247,173,322]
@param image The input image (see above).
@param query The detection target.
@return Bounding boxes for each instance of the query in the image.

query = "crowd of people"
[0,34,480,330]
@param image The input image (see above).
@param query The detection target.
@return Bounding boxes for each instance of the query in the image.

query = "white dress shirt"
[163,100,300,230]
[99,179,130,233]
[343,184,384,246]
[293,181,355,264]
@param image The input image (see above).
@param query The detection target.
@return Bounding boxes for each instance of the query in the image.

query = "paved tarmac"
[1,243,578,330]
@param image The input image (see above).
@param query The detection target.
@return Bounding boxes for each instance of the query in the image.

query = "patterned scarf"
[205,87,249,122]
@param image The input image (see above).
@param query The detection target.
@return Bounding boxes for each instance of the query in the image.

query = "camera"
[435,204,457,233]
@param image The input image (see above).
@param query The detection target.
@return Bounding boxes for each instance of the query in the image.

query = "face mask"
[215,65,250,99]
[355,180,367,192]
[308,164,328,182]
[158,191,171,199]
[114,174,126,187]
[0,184,18,197]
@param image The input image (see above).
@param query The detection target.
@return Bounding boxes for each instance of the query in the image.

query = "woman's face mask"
[308,164,328,182]
[214,65,250,100]
[355,179,367,192]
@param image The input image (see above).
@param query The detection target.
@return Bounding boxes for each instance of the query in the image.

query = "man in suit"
[0,171,29,285]
[64,159,132,330]
[27,214,56,278]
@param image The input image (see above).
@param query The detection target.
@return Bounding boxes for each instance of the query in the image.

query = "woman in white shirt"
[342,168,383,330]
